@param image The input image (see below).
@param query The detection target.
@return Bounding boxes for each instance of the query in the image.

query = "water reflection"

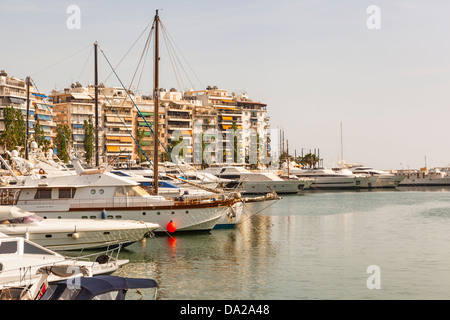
[116,214,277,299]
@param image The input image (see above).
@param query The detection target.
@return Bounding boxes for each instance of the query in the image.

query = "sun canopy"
[41,275,158,300]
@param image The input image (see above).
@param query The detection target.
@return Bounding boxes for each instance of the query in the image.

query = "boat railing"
[69,244,123,269]
[67,194,236,209]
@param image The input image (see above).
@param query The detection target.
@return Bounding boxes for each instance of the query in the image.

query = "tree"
[33,118,45,148]
[296,153,320,168]
[55,124,72,163]
[83,118,94,165]
[0,106,26,154]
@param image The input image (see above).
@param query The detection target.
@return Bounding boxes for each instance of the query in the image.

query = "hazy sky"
[2,0,450,169]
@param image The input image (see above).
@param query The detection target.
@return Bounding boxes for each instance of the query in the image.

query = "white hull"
[239,180,304,194]
[214,201,244,228]
[371,176,406,188]
[16,202,230,234]
[398,175,450,186]
[308,177,362,189]
[0,219,159,251]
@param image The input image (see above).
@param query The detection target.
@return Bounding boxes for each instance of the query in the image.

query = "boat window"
[0,240,18,254]
[34,188,52,199]
[114,186,126,197]
[127,186,149,197]
[23,241,54,255]
[91,291,120,300]
[58,287,82,300]
[0,214,44,225]
[59,188,76,199]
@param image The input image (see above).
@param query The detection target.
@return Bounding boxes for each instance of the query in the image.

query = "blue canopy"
[40,275,158,300]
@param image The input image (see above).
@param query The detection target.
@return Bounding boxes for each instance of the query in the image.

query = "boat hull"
[214,201,244,229]
[15,200,235,234]
[228,180,304,194]
[0,219,159,251]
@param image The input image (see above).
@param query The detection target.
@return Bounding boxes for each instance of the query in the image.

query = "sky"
[1,0,450,170]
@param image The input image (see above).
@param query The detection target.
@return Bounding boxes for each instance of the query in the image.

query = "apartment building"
[50,83,103,160]
[134,95,167,164]
[0,71,56,154]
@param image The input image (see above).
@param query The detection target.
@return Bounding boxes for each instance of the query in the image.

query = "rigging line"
[101,92,153,167]
[129,20,155,91]
[136,33,151,93]
[31,43,92,77]
[77,45,94,83]
[103,20,155,84]
[160,25,194,90]
[98,46,172,159]
[99,45,191,179]
[159,20,204,90]
[160,26,183,92]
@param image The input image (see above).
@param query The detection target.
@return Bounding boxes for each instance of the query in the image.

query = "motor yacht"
[397,168,450,186]
[286,167,368,189]
[203,166,308,194]
[0,206,159,251]
[348,166,406,188]
[0,158,241,234]
[0,232,128,296]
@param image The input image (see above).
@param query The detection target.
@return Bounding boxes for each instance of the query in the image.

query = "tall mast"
[287,139,289,177]
[94,41,99,167]
[340,122,343,162]
[25,76,30,160]
[153,10,160,194]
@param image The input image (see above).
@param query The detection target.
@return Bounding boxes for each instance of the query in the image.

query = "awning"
[222,116,233,121]
[9,97,25,104]
[214,106,238,111]
[37,114,52,121]
[106,146,120,152]
[70,93,93,100]
[120,136,133,143]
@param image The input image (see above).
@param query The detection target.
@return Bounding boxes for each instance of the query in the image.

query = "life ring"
[39,169,45,175]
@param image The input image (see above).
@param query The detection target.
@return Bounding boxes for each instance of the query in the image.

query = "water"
[115,187,450,300]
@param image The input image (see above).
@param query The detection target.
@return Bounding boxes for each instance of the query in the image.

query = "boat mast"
[25,76,30,160]
[153,10,160,194]
[94,41,99,167]
[287,139,290,177]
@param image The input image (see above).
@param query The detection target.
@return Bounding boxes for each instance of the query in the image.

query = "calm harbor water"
[114,187,450,300]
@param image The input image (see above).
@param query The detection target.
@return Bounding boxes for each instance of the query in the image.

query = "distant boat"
[348,166,406,188]
[202,166,308,194]
[285,167,368,189]
[397,168,450,186]
[0,205,159,251]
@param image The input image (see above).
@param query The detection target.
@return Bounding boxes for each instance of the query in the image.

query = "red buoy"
[167,220,176,233]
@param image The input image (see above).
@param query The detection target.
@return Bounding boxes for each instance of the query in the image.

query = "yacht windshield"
[0,214,44,225]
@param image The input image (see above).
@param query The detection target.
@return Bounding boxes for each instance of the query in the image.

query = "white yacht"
[0,232,128,296]
[349,166,406,188]
[0,158,241,234]
[286,167,368,189]
[397,168,450,186]
[0,206,159,251]
[203,166,308,194]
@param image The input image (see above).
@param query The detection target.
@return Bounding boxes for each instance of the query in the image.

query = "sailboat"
[0,11,243,234]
